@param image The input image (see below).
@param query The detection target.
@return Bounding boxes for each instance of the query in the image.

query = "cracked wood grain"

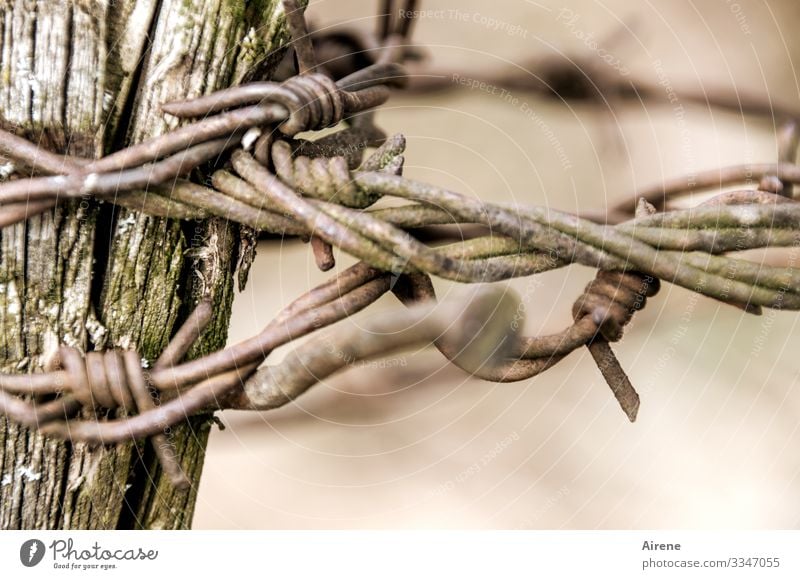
[0,0,112,530]
[0,0,293,529]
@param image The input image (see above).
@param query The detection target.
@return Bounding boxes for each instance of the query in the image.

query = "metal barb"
[0,1,798,474]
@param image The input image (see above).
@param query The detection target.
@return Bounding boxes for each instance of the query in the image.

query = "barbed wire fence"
[1,0,799,488]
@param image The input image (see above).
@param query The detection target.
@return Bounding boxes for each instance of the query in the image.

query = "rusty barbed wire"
[400,29,800,122]
[1,0,799,489]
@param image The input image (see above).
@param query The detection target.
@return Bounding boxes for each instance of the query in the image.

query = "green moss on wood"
[0,0,293,530]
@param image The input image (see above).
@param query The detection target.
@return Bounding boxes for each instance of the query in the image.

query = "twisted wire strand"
[11,262,385,400]
[350,171,800,309]
[236,284,519,412]
[16,263,393,445]
[2,121,798,453]
[0,299,214,488]
[0,252,659,455]
[282,0,317,75]
[272,139,376,208]
[0,262,394,488]
[218,145,800,307]
[0,59,404,226]
[3,116,799,308]
[389,267,658,421]
[1,183,798,464]
[213,143,800,310]
[1,0,799,489]
[159,68,397,131]
[196,128,800,302]
[610,162,800,217]
[379,0,419,41]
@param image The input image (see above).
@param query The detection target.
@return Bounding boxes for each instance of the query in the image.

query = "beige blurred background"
[193,0,800,528]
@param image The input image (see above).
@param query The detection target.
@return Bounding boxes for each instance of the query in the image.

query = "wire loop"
[0,0,797,490]
[573,271,660,343]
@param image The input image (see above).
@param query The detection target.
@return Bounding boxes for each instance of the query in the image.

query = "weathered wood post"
[0,0,292,529]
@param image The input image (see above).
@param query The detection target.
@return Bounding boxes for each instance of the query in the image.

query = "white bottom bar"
[1,531,798,578]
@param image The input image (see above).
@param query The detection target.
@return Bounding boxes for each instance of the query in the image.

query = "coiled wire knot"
[573,270,661,342]
[277,73,347,136]
[53,346,190,488]
[12,301,216,490]
[271,139,379,208]
[57,347,152,413]
[570,269,661,422]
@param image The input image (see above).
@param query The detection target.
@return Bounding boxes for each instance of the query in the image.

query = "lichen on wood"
[0,0,292,529]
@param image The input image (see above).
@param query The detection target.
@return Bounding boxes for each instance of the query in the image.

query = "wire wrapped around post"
[0,0,798,491]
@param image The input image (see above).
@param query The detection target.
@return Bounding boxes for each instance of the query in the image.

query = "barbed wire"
[0,0,799,488]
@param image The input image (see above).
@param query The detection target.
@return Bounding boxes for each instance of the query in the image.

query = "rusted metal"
[0,1,798,489]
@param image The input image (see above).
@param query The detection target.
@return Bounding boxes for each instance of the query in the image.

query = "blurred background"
[193,0,800,528]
